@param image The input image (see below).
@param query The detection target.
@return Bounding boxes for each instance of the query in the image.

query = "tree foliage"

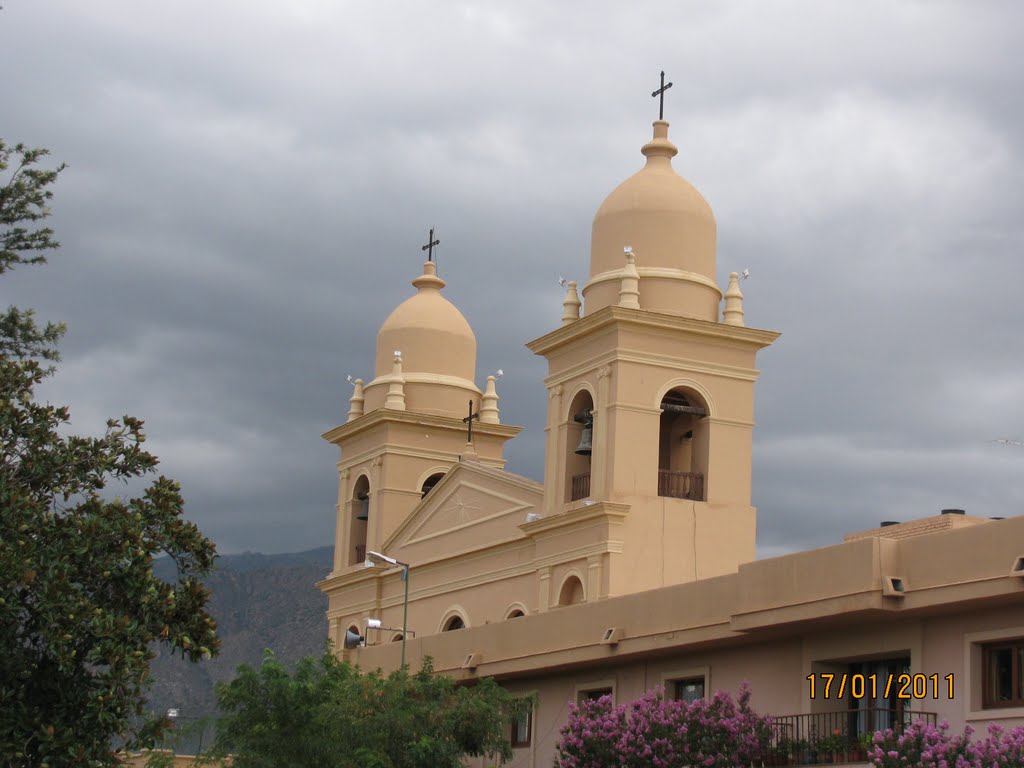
[0,139,220,767]
[209,651,529,768]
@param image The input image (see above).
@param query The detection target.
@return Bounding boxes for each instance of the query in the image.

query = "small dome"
[362,262,480,418]
[584,121,721,321]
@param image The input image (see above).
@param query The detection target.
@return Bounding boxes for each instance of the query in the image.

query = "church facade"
[317,117,1024,767]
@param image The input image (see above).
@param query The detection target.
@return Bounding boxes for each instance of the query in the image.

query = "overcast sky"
[2,1,1021,557]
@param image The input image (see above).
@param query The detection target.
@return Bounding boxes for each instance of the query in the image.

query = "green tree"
[210,651,529,768]
[0,139,220,767]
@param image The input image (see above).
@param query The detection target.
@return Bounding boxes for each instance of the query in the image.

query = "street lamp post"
[364,550,411,671]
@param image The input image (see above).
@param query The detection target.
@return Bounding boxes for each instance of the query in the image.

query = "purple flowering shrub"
[555,683,772,768]
[868,720,1024,768]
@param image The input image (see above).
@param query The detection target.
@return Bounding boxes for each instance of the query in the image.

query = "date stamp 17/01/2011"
[807,673,954,700]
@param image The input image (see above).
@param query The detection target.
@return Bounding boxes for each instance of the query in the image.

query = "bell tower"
[324,258,520,576]
[527,117,779,594]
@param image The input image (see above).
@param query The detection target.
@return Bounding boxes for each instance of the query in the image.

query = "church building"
[317,108,1024,767]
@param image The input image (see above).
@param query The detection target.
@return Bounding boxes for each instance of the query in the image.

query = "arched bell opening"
[349,474,370,565]
[421,472,445,498]
[657,388,708,501]
[557,575,585,607]
[565,389,595,502]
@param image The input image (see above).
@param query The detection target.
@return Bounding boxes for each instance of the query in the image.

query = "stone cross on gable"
[462,400,480,443]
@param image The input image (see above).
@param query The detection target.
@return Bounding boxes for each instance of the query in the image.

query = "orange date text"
[806,673,953,700]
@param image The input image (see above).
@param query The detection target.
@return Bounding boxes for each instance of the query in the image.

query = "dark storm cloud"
[2,1,1021,555]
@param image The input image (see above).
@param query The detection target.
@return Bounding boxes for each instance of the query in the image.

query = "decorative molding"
[323,408,522,445]
[362,371,482,395]
[597,365,612,380]
[584,265,723,296]
[549,384,563,400]
[527,304,779,358]
[706,416,756,428]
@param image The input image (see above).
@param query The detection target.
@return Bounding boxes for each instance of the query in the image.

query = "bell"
[355,495,369,521]
[575,423,593,455]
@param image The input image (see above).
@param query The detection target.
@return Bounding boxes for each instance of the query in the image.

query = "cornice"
[518,501,630,536]
[541,348,762,389]
[527,305,780,358]
[323,408,522,445]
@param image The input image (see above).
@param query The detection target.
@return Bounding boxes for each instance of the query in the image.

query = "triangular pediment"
[385,462,543,564]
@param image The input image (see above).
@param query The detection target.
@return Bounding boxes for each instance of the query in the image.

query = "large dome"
[361,261,480,418]
[583,121,721,321]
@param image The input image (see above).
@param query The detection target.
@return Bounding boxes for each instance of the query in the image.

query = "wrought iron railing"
[570,472,591,501]
[657,469,704,500]
[766,708,937,765]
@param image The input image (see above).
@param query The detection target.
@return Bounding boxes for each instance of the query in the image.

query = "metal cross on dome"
[463,400,480,443]
[651,70,673,121]
[421,227,440,263]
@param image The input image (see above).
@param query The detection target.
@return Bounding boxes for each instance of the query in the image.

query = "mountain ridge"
[148,545,333,751]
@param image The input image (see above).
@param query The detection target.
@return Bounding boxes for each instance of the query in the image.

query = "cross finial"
[651,70,673,121]
[462,399,480,443]
[421,227,440,263]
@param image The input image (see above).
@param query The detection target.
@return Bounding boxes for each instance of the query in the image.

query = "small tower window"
[421,472,445,498]
[565,390,595,502]
[657,389,707,501]
[349,475,370,565]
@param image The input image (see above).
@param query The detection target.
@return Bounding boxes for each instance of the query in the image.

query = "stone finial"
[384,351,406,410]
[561,280,581,326]
[722,272,745,326]
[618,248,641,309]
[480,375,500,424]
[347,378,365,422]
[460,441,479,462]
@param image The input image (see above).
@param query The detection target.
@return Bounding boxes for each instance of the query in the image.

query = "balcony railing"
[354,544,366,565]
[570,472,591,501]
[657,469,704,501]
[766,709,937,766]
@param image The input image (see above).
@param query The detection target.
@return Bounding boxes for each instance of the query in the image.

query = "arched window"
[506,609,525,619]
[565,389,595,502]
[558,575,585,606]
[349,475,370,565]
[442,615,466,632]
[657,388,708,501]
[421,472,445,498]
[391,633,404,643]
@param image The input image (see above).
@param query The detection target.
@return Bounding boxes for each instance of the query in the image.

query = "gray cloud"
[2,0,1021,555]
